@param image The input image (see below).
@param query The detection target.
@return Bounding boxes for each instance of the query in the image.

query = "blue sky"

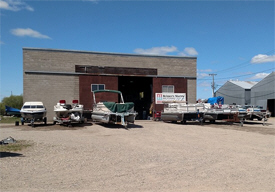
[1,0,274,101]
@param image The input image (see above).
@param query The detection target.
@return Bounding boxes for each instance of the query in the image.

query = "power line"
[214,49,275,74]
[197,49,275,81]
[215,68,274,80]
[197,67,274,81]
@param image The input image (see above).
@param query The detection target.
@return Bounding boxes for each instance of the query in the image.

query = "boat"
[161,102,209,123]
[91,90,137,128]
[53,100,84,126]
[20,101,47,127]
[54,100,72,118]
[161,101,244,124]
[238,105,269,121]
[5,106,21,116]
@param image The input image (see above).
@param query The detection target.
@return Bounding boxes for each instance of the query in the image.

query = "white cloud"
[197,69,213,79]
[11,28,51,39]
[0,0,33,11]
[197,69,212,73]
[198,81,211,87]
[83,0,99,3]
[250,54,275,64]
[0,0,9,9]
[178,47,198,56]
[134,46,198,57]
[249,73,269,80]
[134,46,178,55]
[197,72,209,79]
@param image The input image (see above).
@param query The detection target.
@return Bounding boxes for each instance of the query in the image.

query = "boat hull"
[92,111,136,125]
[5,106,21,116]
[20,111,47,120]
[54,109,70,118]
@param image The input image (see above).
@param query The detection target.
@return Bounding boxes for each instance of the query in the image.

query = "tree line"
[0,95,23,115]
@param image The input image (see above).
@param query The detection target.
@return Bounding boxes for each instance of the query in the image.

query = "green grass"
[0,116,21,124]
[0,140,33,152]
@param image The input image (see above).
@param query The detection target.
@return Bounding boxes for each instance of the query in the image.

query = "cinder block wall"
[23,48,197,76]
[23,48,197,120]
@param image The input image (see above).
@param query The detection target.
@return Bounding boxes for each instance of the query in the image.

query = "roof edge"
[23,47,197,59]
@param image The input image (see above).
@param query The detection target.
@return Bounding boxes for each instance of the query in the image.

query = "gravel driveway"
[1,118,274,192]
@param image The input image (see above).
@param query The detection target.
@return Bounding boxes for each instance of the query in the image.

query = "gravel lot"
[1,118,274,192]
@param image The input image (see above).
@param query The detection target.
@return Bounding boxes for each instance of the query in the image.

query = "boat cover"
[207,96,224,105]
[103,102,134,113]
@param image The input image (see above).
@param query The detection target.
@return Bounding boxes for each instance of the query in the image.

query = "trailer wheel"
[44,117,47,125]
[210,120,215,123]
[200,118,204,125]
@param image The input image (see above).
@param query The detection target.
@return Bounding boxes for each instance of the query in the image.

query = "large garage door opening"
[119,76,152,120]
[267,99,275,117]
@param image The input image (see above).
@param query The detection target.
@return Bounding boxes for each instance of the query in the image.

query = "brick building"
[23,48,197,120]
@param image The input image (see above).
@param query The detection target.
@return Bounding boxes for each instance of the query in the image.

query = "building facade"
[215,81,257,105]
[215,73,275,117]
[251,72,275,116]
[23,48,197,120]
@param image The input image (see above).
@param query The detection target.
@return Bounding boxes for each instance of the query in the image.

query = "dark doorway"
[267,99,275,117]
[118,76,152,120]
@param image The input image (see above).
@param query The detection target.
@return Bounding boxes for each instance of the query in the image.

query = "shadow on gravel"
[18,122,93,131]
[0,152,23,158]
[208,124,275,135]
[97,123,143,129]
[162,120,275,135]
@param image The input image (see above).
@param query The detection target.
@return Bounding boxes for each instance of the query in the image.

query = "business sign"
[155,93,186,104]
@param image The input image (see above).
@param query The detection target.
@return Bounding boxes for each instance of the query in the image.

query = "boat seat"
[63,104,72,110]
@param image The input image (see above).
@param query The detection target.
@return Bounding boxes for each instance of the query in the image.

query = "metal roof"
[229,80,258,89]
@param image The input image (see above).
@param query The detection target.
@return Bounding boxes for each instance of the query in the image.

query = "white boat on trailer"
[53,100,85,126]
[20,101,47,127]
[91,90,137,128]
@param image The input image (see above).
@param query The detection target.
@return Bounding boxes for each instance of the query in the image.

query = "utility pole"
[209,74,217,97]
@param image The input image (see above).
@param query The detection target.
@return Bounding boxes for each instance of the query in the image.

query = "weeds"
[0,140,33,152]
[0,116,21,124]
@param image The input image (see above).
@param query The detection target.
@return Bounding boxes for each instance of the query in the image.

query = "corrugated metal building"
[251,72,275,116]
[215,80,258,105]
[23,48,197,120]
[215,72,275,117]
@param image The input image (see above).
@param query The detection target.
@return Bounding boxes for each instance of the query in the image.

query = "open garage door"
[267,99,275,117]
[119,76,153,120]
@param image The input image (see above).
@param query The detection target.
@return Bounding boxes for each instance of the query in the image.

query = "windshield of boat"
[23,105,44,109]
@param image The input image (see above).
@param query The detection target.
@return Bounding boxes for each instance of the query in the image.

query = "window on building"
[162,85,174,93]
[91,84,105,92]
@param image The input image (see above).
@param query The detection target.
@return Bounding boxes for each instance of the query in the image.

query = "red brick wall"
[79,76,118,109]
[80,75,188,112]
[153,77,187,112]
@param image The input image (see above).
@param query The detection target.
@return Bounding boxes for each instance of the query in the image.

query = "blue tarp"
[207,96,224,105]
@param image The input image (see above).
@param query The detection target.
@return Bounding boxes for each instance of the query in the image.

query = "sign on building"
[155,93,186,104]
